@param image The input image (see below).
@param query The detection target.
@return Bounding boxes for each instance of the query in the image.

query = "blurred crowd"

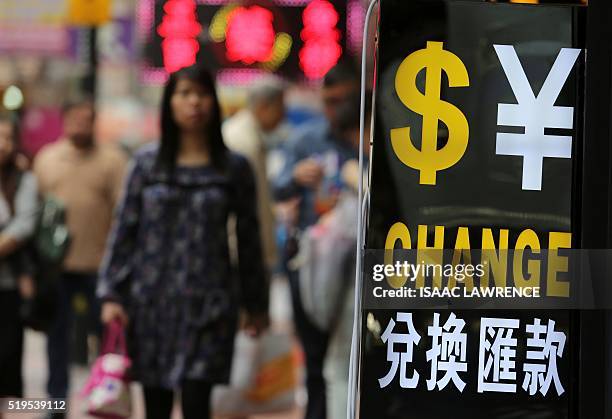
[0,56,369,419]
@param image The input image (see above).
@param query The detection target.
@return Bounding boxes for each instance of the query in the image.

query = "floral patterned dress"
[97,144,268,389]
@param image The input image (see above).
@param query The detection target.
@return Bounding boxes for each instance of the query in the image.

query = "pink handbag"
[81,320,132,419]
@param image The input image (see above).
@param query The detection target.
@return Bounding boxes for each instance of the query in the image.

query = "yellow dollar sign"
[391,41,470,185]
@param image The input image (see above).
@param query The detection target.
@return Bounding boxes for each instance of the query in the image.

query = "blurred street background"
[0,0,376,418]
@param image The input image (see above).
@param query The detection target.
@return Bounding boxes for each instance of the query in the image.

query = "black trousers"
[0,290,24,397]
[288,269,330,419]
[46,272,101,398]
[143,380,213,419]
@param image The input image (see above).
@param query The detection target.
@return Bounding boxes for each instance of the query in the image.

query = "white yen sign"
[494,45,581,191]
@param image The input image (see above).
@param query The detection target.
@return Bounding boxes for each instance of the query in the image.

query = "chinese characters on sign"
[427,312,467,392]
[478,317,519,393]
[378,312,421,389]
[379,312,566,396]
[522,318,566,396]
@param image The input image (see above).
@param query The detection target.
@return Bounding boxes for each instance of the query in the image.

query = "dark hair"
[323,59,360,88]
[0,114,22,214]
[157,65,227,174]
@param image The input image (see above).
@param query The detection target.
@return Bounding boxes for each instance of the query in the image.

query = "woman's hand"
[101,301,129,326]
[243,312,269,338]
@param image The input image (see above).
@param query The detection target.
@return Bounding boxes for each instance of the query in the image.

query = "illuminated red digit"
[300,0,343,79]
[225,6,276,65]
[157,0,202,73]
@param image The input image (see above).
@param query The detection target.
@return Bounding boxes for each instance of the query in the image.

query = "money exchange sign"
[360,1,588,418]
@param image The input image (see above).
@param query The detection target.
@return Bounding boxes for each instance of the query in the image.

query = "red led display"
[143,0,353,83]
[225,6,276,64]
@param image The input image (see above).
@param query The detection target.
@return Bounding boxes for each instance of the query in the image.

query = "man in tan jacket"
[223,78,287,271]
[33,97,127,409]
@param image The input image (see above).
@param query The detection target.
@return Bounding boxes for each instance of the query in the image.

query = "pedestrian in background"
[33,97,127,414]
[274,61,360,419]
[0,114,39,405]
[98,65,269,419]
[322,93,371,419]
[223,76,287,272]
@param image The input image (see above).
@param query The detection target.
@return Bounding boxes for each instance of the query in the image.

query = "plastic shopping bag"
[212,330,299,417]
[81,320,132,419]
[299,192,358,331]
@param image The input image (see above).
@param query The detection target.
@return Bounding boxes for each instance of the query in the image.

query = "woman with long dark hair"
[97,65,269,419]
[0,114,38,403]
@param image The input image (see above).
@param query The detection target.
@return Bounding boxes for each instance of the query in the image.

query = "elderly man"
[223,77,287,272]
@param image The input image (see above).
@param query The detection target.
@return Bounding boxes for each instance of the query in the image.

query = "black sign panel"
[359,310,572,418]
[367,1,585,246]
[359,1,589,418]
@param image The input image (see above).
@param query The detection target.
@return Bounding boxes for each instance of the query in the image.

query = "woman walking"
[0,114,38,404]
[98,65,268,419]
